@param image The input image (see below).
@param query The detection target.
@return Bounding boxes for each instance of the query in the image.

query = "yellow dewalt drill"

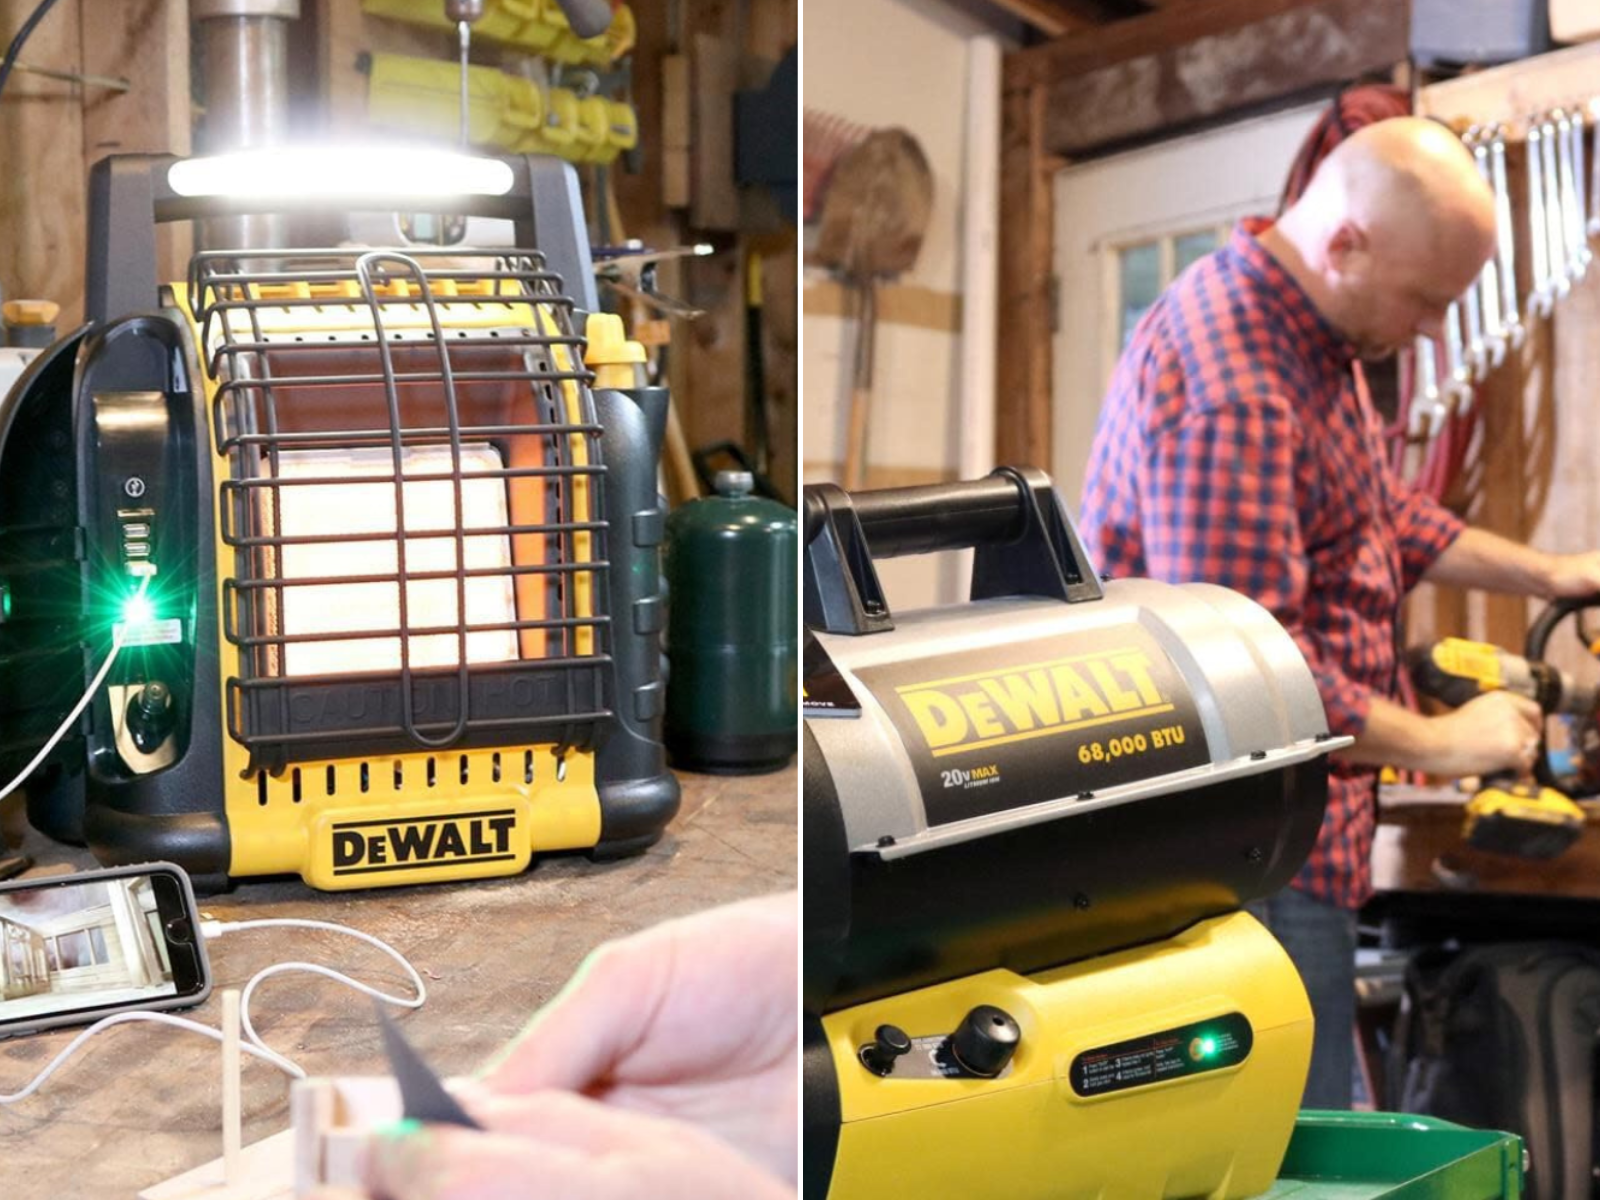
[1409,638,1593,858]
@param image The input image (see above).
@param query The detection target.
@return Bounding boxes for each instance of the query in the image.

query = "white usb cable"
[0,573,152,806]
[201,917,428,1079]
[0,916,427,1104]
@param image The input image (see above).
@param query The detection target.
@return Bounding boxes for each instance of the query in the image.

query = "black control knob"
[859,1023,914,1076]
[126,681,175,754]
[950,1005,1020,1078]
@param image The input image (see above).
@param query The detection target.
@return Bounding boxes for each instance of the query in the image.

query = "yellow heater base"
[225,746,601,890]
[822,910,1312,1200]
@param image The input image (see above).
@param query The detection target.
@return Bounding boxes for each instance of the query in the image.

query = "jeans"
[1246,886,1358,1110]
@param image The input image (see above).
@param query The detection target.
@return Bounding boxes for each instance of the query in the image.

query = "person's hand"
[1545,550,1600,598]
[307,1090,794,1200]
[477,890,796,1180]
[1428,691,1542,777]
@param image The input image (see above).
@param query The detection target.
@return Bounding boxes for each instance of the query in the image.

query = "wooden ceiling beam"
[984,0,1121,37]
[1007,0,1337,90]
[1036,0,1407,157]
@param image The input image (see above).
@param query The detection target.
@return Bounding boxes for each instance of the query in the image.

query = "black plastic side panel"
[804,723,851,1017]
[74,314,231,892]
[524,157,598,315]
[0,329,93,843]
[590,387,679,855]
[802,1014,841,1200]
[819,759,1328,1012]
[86,157,163,324]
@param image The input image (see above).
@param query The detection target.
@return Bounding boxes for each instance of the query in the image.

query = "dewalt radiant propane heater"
[0,151,677,892]
[803,470,1349,1200]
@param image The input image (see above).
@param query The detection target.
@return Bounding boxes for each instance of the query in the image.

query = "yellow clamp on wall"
[367,53,522,150]
[362,0,634,64]
[498,0,566,52]
[608,99,639,156]
[504,76,548,147]
[363,0,530,45]
[574,95,611,161]
[365,51,636,165]
[542,0,636,66]
[520,85,580,155]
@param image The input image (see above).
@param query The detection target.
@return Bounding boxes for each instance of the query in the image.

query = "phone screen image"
[0,871,205,1027]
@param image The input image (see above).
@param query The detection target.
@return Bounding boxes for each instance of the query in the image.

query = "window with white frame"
[1113,225,1229,352]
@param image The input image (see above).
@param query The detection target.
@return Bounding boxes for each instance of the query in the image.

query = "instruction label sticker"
[802,634,862,719]
[112,617,184,648]
[1070,1012,1252,1097]
[854,624,1208,825]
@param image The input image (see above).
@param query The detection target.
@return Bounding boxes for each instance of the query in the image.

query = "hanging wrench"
[1442,298,1474,415]
[1589,99,1600,238]
[1469,127,1505,370]
[1569,104,1593,274]
[1540,114,1570,301]
[1410,335,1447,443]
[1460,245,1489,380]
[1556,107,1589,282]
[1527,120,1555,318]
[1490,127,1524,351]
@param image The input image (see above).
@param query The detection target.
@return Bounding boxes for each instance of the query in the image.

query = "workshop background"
[803,0,1600,1192]
[0,0,797,1195]
[0,0,797,505]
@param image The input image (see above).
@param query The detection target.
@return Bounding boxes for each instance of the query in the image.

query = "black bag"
[1389,942,1600,1200]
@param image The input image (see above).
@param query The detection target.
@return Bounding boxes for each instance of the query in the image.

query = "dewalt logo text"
[330,808,519,876]
[897,648,1176,757]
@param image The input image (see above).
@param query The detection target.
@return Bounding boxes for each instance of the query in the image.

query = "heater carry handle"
[86,152,597,323]
[803,466,1103,635]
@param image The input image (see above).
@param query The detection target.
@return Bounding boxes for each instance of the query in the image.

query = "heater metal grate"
[186,248,610,770]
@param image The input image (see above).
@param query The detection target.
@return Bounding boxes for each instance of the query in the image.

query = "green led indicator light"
[1200,1037,1218,1057]
[122,593,155,627]
[0,581,11,623]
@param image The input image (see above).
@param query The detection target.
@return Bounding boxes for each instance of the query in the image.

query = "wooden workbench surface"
[0,765,796,1198]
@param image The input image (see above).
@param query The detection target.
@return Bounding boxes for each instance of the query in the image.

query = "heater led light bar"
[167,147,515,203]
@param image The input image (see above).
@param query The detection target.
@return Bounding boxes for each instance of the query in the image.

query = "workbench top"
[0,764,797,1198]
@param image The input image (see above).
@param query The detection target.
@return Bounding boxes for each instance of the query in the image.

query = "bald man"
[1079,117,1600,1108]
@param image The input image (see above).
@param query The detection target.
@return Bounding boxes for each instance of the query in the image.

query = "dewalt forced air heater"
[0,152,677,892]
[803,469,1349,1200]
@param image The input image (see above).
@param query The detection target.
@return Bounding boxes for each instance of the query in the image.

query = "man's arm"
[1422,526,1600,597]
[1336,691,1541,777]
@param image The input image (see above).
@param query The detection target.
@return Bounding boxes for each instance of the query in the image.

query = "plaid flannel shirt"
[1078,217,1463,910]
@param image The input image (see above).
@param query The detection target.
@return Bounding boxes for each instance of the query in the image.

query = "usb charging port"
[122,523,150,539]
[124,542,151,559]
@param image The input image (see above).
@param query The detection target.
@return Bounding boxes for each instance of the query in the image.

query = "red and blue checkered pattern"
[1079,218,1462,910]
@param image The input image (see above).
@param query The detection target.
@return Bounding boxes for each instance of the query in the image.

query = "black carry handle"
[803,466,1103,636]
[1524,593,1600,789]
[87,152,596,322]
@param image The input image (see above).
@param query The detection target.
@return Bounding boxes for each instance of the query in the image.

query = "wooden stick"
[842,281,877,492]
[222,990,242,1185]
[663,399,701,506]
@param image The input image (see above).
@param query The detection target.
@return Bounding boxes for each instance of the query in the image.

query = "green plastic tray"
[1265,1111,1524,1200]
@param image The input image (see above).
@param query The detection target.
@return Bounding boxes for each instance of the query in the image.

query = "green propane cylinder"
[664,470,797,772]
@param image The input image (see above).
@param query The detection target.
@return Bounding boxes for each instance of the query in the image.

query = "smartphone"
[0,862,211,1038]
